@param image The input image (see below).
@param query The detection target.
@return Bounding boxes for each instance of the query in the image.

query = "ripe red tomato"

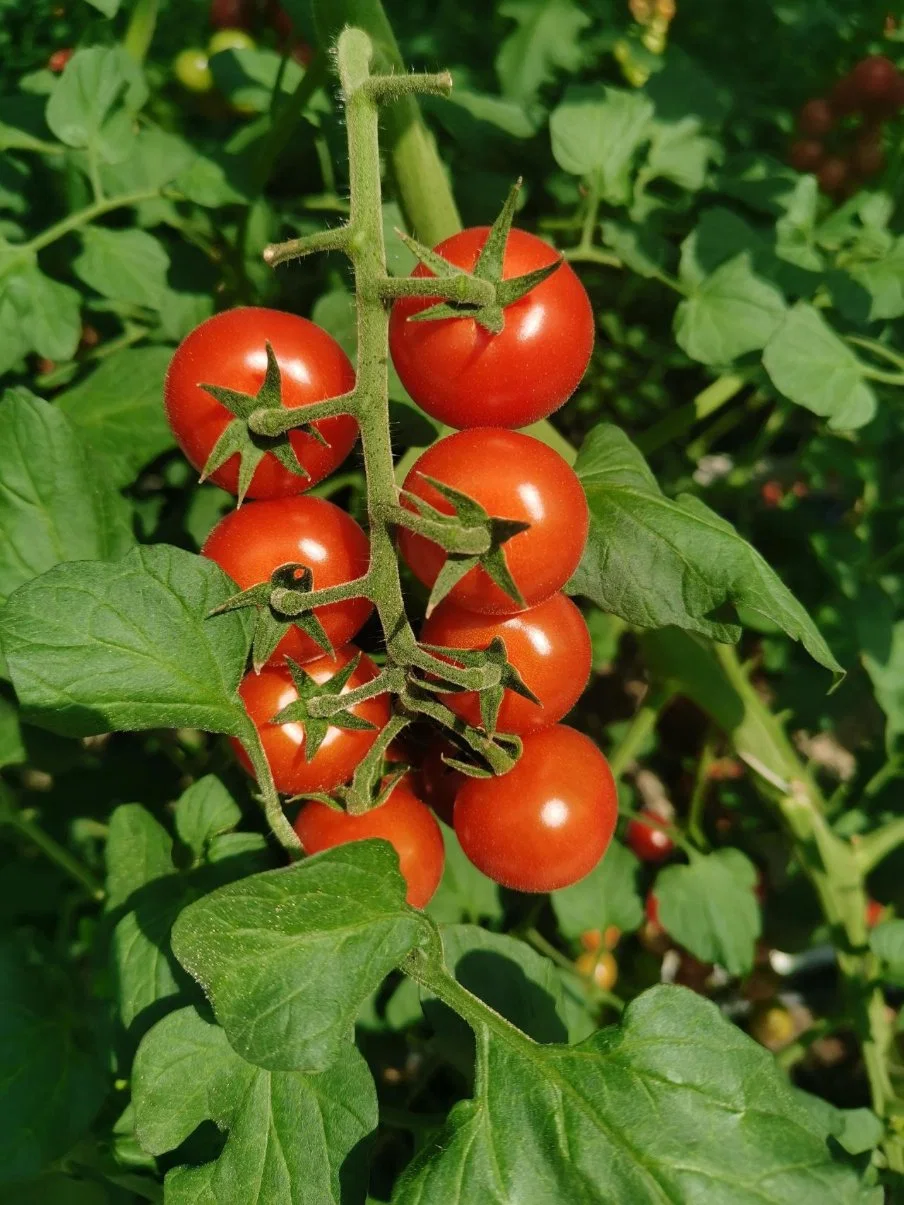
[626,811,674,863]
[420,592,591,734]
[164,308,358,500]
[453,725,617,892]
[851,56,901,109]
[398,430,589,614]
[851,128,885,178]
[202,496,372,664]
[210,0,256,29]
[294,777,445,907]
[796,98,835,137]
[231,645,389,794]
[47,47,74,73]
[816,156,850,196]
[788,139,824,173]
[389,227,593,430]
[865,898,885,928]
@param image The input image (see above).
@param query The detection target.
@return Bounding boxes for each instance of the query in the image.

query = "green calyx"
[199,342,327,503]
[272,654,377,762]
[208,563,333,673]
[398,179,563,335]
[418,636,539,735]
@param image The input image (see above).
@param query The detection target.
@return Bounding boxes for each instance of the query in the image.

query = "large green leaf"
[675,252,787,365]
[569,424,842,676]
[171,841,424,1072]
[551,839,643,939]
[0,266,81,371]
[550,85,653,204]
[45,46,147,163]
[134,1007,376,1204]
[74,227,171,311]
[654,848,761,975]
[762,303,878,430]
[56,347,175,488]
[496,0,590,104]
[393,985,878,1204]
[0,390,134,605]
[0,940,106,1183]
[0,545,251,736]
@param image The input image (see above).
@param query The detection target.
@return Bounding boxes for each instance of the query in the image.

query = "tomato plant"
[4,1,904,1199]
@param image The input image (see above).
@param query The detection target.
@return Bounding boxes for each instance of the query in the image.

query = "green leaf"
[134,1007,376,1204]
[171,841,424,1071]
[569,424,843,676]
[426,825,503,925]
[655,848,761,975]
[869,919,904,970]
[83,0,121,14]
[550,85,653,203]
[0,939,106,1184]
[105,804,182,1029]
[762,303,877,430]
[0,390,134,606]
[496,0,590,104]
[0,694,25,769]
[45,47,147,163]
[862,621,904,750]
[209,47,304,113]
[675,252,787,365]
[174,775,242,859]
[74,227,170,311]
[551,839,643,939]
[393,984,875,1204]
[644,117,717,192]
[0,545,252,737]
[0,266,81,367]
[849,238,904,321]
[56,347,176,488]
[98,125,194,195]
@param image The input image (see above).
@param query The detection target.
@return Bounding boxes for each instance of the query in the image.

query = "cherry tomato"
[416,742,464,827]
[829,73,860,117]
[164,309,358,499]
[796,98,834,137]
[173,48,214,93]
[851,56,901,108]
[201,497,372,664]
[231,645,389,794]
[47,47,74,73]
[626,811,674,863]
[453,725,617,892]
[294,777,445,907]
[865,898,885,928]
[788,139,824,173]
[209,27,256,54]
[398,430,589,614]
[816,156,849,196]
[575,950,618,991]
[420,592,591,734]
[851,128,885,178]
[389,227,594,429]
[210,0,256,30]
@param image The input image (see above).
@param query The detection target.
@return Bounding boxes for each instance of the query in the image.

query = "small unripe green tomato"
[173,48,213,93]
[208,27,256,55]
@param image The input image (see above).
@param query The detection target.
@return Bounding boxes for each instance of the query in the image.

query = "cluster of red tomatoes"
[788,54,903,196]
[163,224,621,907]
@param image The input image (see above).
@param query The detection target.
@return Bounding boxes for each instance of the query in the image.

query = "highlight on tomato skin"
[164,308,359,500]
[294,777,445,908]
[201,496,373,664]
[231,645,390,795]
[626,811,675,863]
[420,592,592,735]
[398,429,589,615]
[453,724,618,893]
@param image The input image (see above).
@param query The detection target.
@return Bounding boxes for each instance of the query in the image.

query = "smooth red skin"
[626,812,674,864]
[817,156,849,196]
[788,139,824,173]
[421,592,591,735]
[202,497,372,664]
[231,645,390,795]
[294,778,445,907]
[796,98,834,137]
[453,725,617,893]
[399,430,589,614]
[851,56,900,103]
[209,0,255,29]
[164,308,358,500]
[389,227,594,430]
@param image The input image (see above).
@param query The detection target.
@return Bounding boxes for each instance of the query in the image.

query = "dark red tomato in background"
[626,810,675,863]
[851,128,885,178]
[816,156,849,196]
[850,55,901,109]
[453,725,618,892]
[398,430,589,614]
[796,98,834,137]
[788,139,824,173]
[202,496,372,664]
[232,645,389,794]
[828,73,860,117]
[389,227,594,430]
[209,0,256,29]
[294,777,445,907]
[48,47,74,72]
[421,592,591,734]
[165,308,358,499]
